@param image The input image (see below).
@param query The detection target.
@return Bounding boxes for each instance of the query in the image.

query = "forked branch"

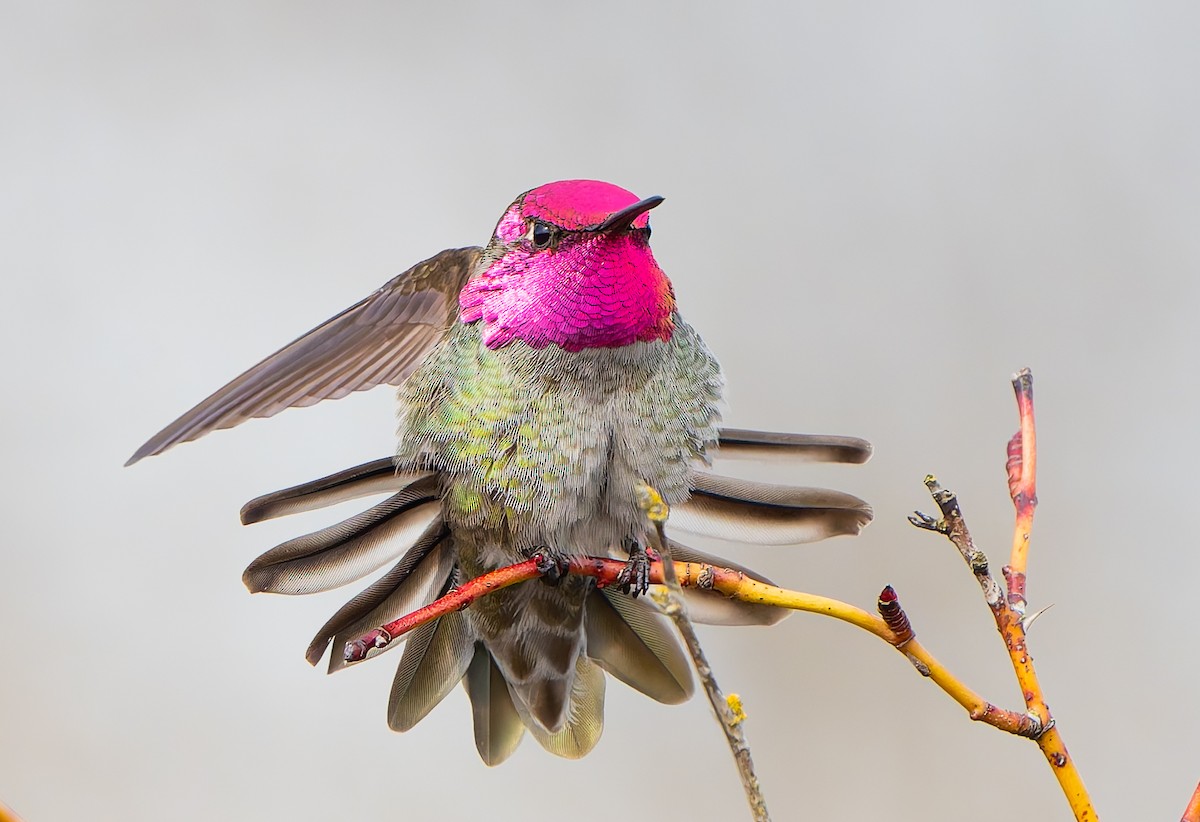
[908,368,1092,819]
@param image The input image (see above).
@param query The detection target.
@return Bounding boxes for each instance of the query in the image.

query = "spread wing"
[126,247,480,465]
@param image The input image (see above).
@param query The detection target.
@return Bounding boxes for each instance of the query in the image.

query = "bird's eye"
[529,220,556,249]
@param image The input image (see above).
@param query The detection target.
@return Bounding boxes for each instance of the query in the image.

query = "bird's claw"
[533,549,571,586]
[617,541,651,598]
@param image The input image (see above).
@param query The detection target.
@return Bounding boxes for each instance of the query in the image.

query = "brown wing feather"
[126,247,480,465]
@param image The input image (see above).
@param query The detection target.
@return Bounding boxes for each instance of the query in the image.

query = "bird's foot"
[532,548,571,587]
[617,539,651,598]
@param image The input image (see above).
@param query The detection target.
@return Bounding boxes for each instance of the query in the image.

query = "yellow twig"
[699,574,1040,736]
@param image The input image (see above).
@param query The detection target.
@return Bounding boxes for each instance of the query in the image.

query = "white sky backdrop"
[2,2,1198,820]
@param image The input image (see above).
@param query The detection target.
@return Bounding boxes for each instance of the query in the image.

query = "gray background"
[3,2,1197,820]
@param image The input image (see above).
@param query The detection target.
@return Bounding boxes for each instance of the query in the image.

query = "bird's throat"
[458,236,676,352]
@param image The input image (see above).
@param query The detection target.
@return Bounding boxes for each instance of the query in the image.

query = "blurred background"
[2,2,1197,819]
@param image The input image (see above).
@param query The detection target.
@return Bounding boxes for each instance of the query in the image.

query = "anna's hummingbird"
[128,180,872,764]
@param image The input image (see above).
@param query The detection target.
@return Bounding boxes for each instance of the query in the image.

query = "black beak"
[592,196,664,232]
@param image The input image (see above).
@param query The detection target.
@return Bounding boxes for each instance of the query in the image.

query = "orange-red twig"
[910,368,1094,821]
[1005,367,1038,615]
[346,555,773,662]
[345,557,544,662]
[1182,780,1200,822]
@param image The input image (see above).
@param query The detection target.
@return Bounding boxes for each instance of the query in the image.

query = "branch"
[342,554,1046,740]
[344,558,544,662]
[875,585,1040,737]
[909,368,1095,821]
[635,483,770,822]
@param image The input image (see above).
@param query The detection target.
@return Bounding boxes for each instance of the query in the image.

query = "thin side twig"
[636,483,770,822]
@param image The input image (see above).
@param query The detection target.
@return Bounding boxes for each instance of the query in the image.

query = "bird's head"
[459,180,675,352]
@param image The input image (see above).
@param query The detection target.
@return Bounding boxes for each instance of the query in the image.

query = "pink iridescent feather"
[459,180,675,353]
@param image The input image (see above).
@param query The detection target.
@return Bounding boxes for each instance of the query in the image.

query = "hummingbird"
[128,180,872,764]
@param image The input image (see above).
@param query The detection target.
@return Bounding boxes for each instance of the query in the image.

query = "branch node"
[649,587,681,616]
[876,585,915,646]
[726,693,747,726]
[905,653,932,677]
[1002,565,1028,616]
[908,510,946,533]
[932,488,957,510]
[634,482,670,524]
[969,550,990,576]
[343,628,392,664]
[1022,712,1055,741]
[1006,432,1024,495]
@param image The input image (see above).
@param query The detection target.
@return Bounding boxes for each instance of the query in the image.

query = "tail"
[238,430,872,763]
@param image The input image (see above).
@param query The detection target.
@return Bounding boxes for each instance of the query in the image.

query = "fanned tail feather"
[672,469,872,546]
[716,428,873,465]
[238,429,871,762]
[240,458,428,524]
[388,609,475,732]
[304,520,455,671]
[241,475,442,595]
[584,588,693,703]
[509,656,606,759]
[463,645,526,766]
